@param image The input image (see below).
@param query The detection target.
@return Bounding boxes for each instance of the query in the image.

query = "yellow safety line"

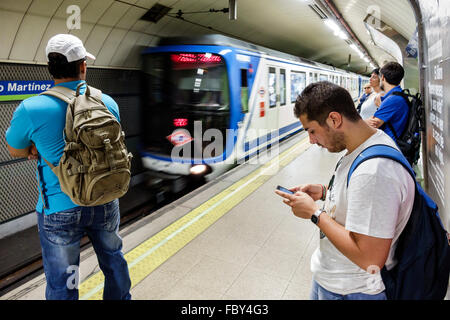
[79,137,311,300]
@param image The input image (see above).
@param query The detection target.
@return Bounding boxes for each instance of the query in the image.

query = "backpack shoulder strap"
[40,86,75,104]
[85,85,103,101]
[347,144,416,188]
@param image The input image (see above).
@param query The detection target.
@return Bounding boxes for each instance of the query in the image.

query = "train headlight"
[190,164,208,175]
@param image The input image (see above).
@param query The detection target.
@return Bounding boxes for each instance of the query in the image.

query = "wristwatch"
[311,208,326,225]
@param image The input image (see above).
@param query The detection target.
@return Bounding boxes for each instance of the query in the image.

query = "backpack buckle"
[104,138,113,150]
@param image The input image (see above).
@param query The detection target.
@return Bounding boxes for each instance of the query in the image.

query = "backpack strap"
[40,85,75,103]
[347,144,416,188]
[85,85,103,102]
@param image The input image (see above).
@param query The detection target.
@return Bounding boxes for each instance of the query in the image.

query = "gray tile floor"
[130,143,343,300]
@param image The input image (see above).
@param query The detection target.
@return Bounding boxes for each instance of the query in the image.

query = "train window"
[319,74,328,82]
[280,69,286,106]
[269,67,277,108]
[241,69,249,113]
[291,71,306,103]
[168,53,229,110]
[314,73,319,82]
[309,73,313,84]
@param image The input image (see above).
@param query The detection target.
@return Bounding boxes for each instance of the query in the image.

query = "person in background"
[356,84,372,113]
[360,68,384,120]
[365,62,409,144]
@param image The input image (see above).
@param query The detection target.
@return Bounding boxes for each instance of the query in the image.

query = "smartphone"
[276,185,294,195]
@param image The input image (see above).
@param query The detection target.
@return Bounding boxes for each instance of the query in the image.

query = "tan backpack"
[39,82,132,207]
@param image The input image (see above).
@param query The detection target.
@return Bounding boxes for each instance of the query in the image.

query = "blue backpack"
[347,144,450,300]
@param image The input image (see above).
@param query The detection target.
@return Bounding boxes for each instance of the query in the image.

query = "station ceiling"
[0,0,416,74]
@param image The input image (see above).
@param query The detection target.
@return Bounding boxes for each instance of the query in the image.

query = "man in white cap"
[5,34,131,300]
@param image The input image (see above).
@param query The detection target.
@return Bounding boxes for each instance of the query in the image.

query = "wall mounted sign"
[0,80,54,101]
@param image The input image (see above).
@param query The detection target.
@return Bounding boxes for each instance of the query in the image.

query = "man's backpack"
[40,82,133,207]
[347,144,450,300]
[385,89,424,166]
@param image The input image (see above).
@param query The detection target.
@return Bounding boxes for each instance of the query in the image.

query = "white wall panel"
[98,1,129,27]
[116,6,148,29]
[0,10,24,60]
[28,0,64,16]
[143,15,172,35]
[84,24,113,63]
[69,22,95,46]
[0,0,32,12]
[136,0,160,8]
[123,34,158,68]
[81,0,114,24]
[110,31,141,67]
[94,28,128,66]
[34,18,68,62]
[131,20,151,33]
[9,14,49,62]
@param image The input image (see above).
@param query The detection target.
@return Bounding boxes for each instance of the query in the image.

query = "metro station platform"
[2,132,344,300]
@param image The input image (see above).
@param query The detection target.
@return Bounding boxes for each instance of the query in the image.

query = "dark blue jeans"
[310,280,387,300]
[37,199,131,300]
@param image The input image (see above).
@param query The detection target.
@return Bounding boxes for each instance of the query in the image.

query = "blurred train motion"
[139,34,369,190]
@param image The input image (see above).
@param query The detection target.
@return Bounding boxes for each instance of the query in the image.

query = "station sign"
[0,80,54,101]
[167,130,194,147]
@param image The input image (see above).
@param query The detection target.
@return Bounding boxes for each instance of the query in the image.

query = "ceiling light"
[324,19,349,41]
[350,44,364,58]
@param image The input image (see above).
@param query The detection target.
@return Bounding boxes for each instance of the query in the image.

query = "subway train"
[139,34,369,185]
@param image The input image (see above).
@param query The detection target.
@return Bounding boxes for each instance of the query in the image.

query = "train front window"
[144,53,229,110]
[142,52,230,158]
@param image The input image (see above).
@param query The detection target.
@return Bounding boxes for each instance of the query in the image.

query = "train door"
[266,66,284,132]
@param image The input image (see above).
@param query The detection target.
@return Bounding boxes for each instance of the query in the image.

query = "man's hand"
[365,116,384,129]
[7,142,39,160]
[289,184,323,201]
[275,190,319,220]
[27,144,38,160]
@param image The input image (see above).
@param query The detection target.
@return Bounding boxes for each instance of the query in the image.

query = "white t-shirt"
[310,130,415,295]
[360,91,384,120]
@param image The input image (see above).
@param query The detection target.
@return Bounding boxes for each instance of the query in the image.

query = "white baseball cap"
[46,34,95,62]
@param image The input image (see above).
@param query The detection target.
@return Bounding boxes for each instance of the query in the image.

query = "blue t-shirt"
[373,86,409,142]
[5,80,120,215]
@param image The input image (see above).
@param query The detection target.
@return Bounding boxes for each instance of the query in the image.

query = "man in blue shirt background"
[366,62,409,143]
[5,34,131,300]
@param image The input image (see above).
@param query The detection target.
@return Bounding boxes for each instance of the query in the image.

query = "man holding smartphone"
[275,81,414,300]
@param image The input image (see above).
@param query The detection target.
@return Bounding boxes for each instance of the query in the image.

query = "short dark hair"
[371,68,380,76]
[380,62,404,86]
[47,53,85,79]
[294,81,361,125]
